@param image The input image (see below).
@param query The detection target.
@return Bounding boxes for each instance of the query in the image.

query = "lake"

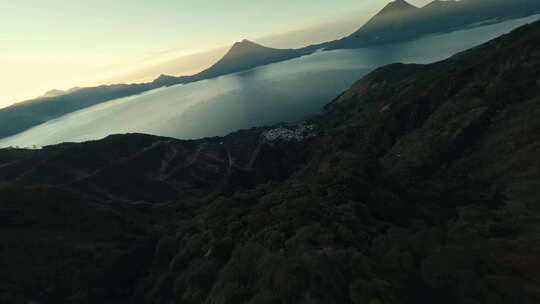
[2,15,539,148]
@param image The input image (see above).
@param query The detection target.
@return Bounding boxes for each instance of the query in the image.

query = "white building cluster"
[262,124,317,142]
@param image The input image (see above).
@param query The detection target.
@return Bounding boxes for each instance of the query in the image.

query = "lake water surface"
[2,15,539,148]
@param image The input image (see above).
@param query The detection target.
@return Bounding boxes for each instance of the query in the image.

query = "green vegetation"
[1,20,540,304]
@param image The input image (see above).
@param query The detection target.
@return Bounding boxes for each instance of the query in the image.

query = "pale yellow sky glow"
[0,0,431,108]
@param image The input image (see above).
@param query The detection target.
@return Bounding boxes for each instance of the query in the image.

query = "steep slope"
[194,40,303,79]
[344,0,420,45]
[1,20,540,304]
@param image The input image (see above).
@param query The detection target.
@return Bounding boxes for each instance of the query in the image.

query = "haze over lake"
[2,15,539,148]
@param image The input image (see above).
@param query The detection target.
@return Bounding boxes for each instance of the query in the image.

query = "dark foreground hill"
[1,20,540,304]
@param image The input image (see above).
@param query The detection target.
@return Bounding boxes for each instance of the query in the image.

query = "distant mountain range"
[196,40,303,79]
[2,19,540,303]
[0,40,303,140]
[151,40,303,86]
[1,0,539,140]
[305,0,540,50]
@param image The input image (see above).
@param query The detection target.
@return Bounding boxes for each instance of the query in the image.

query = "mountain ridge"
[1,0,539,141]
[194,39,303,79]
[1,19,539,303]
[305,0,540,50]
[373,0,418,16]
[0,40,305,141]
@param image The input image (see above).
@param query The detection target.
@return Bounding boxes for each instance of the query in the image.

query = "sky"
[0,0,431,108]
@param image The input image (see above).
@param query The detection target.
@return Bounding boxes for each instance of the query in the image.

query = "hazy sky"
[0,0,431,107]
